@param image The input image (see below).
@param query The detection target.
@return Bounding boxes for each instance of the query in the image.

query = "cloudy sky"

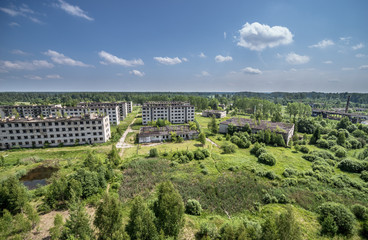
[0,0,367,92]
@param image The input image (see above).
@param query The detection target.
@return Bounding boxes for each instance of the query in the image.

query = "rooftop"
[220,118,294,133]
[0,114,106,123]
[142,101,193,107]
[138,124,198,137]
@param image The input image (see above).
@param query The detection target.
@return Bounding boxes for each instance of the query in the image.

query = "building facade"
[77,101,132,119]
[141,101,195,125]
[202,110,226,118]
[0,114,110,150]
[0,105,61,119]
[138,125,198,143]
[219,118,294,145]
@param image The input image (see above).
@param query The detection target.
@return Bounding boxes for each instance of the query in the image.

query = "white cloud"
[199,52,206,58]
[182,57,188,62]
[215,55,232,63]
[46,74,62,79]
[224,32,227,39]
[12,49,29,55]
[98,51,144,67]
[242,67,262,75]
[237,22,293,51]
[56,0,93,21]
[24,75,42,80]
[9,22,20,27]
[323,60,333,64]
[129,70,145,77]
[309,39,334,49]
[356,54,365,58]
[0,5,42,24]
[340,37,351,44]
[196,71,210,77]
[342,67,354,71]
[359,65,368,70]
[0,7,20,16]
[153,57,182,65]
[286,52,310,65]
[0,60,54,71]
[44,50,91,67]
[352,43,364,50]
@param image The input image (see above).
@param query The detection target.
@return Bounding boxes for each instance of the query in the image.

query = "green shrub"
[221,143,237,154]
[318,202,355,236]
[310,150,335,160]
[185,199,202,216]
[258,153,276,166]
[299,146,309,153]
[255,147,267,157]
[149,148,159,157]
[250,142,264,155]
[194,150,206,160]
[196,222,218,240]
[265,171,278,180]
[335,148,347,158]
[351,204,368,221]
[338,159,364,173]
[317,139,329,149]
[202,149,210,158]
[283,168,298,178]
[361,171,368,182]
[362,220,368,238]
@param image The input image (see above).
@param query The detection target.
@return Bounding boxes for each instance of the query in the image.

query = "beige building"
[138,125,198,143]
[0,114,110,150]
[142,101,195,125]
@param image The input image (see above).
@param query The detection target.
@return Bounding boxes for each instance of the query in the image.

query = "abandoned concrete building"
[0,114,110,150]
[138,125,199,143]
[219,118,294,145]
[141,101,195,125]
[202,110,226,118]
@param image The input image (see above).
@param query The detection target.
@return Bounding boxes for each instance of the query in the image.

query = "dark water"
[20,166,58,190]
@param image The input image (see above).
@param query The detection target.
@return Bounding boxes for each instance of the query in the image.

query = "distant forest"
[0,92,367,109]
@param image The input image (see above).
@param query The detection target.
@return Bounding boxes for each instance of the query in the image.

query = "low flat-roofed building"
[202,110,226,118]
[138,124,198,143]
[142,101,195,125]
[219,118,294,145]
[0,114,110,149]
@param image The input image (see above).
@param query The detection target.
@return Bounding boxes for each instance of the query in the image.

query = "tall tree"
[62,203,94,240]
[208,116,218,134]
[126,196,158,240]
[108,145,121,167]
[153,181,184,238]
[94,194,127,240]
[198,132,206,146]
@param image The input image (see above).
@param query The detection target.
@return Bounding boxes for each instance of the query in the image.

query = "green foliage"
[337,131,346,146]
[321,214,337,236]
[255,147,267,157]
[336,117,352,130]
[351,204,368,221]
[318,202,355,236]
[296,118,315,134]
[153,181,184,238]
[95,194,126,240]
[50,214,64,240]
[0,176,29,215]
[185,199,202,216]
[198,132,206,145]
[250,142,264,155]
[62,203,94,240]
[316,139,329,149]
[196,222,218,240]
[108,145,121,167]
[362,220,368,238]
[262,217,278,240]
[258,153,276,166]
[338,159,365,173]
[309,127,321,144]
[277,207,302,240]
[361,171,368,182]
[299,145,309,153]
[149,148,159,158]
[335,148,347,158]
[72,168,102,198]
[221,142,237,154]
[208,116,218,134]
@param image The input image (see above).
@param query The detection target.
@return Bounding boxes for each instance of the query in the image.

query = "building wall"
[138,132,198,143]
[142,102,195,125]
[0,116,110,149]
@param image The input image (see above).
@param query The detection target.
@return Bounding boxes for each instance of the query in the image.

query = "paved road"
[206,137,219,148]
[116,118,136,152]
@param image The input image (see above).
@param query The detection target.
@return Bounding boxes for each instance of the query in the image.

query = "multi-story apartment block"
[0,105,60,119]
[141,101,195,125]
[77,101,132,119]
[50,105,120,125]
[0,114,110,150]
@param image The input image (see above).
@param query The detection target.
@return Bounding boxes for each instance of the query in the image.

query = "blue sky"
[0,0,367,92]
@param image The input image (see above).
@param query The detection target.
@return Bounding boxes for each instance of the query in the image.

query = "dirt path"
[206,137,219,148]
[116,118,136,156]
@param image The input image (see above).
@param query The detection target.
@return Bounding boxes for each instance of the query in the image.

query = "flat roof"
[138,124,198,137]
[0,114,106,123]
[142,101,194,107]
[220,118,294,133]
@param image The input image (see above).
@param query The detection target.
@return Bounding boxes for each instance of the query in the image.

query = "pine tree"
[309,127,321,144]
[277,207,301,240]
[62,203,94,240]
[108,145,121,167]
[208,116,218,134]
[50,214,64,240]
[94,194,126,240]
[126,196,158,240]
[198,132,206,146]
[153,181,184,238]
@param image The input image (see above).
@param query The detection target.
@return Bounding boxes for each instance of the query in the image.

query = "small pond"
[20,166,58,190]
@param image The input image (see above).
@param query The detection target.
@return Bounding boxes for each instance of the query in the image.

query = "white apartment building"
[0,105,60,119]
[141,101,195,125]
[0,114,110,150]
[77,101,132,119]
[50,106,120,125]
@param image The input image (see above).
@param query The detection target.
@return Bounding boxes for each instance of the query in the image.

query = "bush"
[185,199,202,216]
[338,159,365,173]
[362,220,368,238]
[283,168,298,178]
[194,150,206,160]
[351,204,368,221]
[196,222,218,240]
[202,149,210,158]
[361,171,368,182]
[318,202,355,236]
[149,148,159,158]
[258,153,276,166]
[221,142,237,154]
[250,142,264,155]
[264,171,278,180]
[317,139,329,149]
[335,148,347,158]
[299,146,309,153]
[255,147,267,157]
